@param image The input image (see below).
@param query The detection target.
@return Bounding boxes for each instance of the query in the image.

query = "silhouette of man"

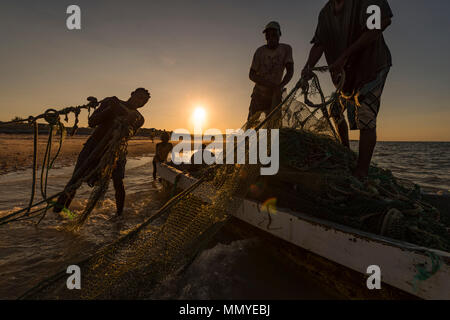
[152,131,173,181]
[247,21,294,127]
[302,0,393,179]
[54,88,150,216]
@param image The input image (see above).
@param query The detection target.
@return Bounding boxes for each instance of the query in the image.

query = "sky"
[0,0,449,141]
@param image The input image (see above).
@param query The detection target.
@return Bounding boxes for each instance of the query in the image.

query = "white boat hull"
[156,163,450,300]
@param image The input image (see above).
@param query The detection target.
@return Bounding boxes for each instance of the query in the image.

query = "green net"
[21,68,449,299]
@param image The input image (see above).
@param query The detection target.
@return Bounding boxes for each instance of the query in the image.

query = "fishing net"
[21,68,449,299]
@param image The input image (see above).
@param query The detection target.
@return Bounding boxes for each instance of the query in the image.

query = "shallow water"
[0,156,161,299]
[1,141,449,299]
[0,152,342,299]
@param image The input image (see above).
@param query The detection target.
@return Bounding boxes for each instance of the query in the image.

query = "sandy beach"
[0,134,157,175]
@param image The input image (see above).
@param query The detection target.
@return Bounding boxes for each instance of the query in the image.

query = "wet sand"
[0,134,158,175]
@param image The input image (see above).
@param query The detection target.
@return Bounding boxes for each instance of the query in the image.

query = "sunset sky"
[0,0,449,141]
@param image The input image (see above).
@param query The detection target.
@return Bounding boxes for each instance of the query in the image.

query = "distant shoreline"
[0,134,158,175]
[1,123,448,143]
[0,122,169,138]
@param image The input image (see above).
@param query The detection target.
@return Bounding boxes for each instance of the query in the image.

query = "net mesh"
[22,69,449,299]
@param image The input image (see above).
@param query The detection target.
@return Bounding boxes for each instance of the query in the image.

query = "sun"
[192,106,206,129]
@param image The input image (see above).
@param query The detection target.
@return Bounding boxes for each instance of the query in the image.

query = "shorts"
[330,68,390,130]
[248,92,281,120]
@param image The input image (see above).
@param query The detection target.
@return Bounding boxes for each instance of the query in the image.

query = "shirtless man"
[54,88,150,216]
[152,131,173,181]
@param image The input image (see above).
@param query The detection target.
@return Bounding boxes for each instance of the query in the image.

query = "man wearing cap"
[247,21,294,127]
[302,0,393,180]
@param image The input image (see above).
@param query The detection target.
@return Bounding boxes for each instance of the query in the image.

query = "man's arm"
[131,111,144,129]
[125,110,145,138]
[330,16,392,74]
[301,43,324,80]
[281,62,294,87]
[88,97,121,127]
[281,46,294,88]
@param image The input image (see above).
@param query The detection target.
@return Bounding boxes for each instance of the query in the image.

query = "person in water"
[54,88,150,216]
[152,131,173,181]
[302,0,393,179]
[247,21,294,127]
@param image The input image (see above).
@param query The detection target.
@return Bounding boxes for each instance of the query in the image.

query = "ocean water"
[0,141,448,299]
[352,141,450,195]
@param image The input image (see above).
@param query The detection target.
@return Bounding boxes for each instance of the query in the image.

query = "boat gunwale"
[157,162,450,260]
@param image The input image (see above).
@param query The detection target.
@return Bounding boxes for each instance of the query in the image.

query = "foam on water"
[0,156,162,299]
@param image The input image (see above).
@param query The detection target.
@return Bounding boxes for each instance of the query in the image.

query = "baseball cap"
[263,21,281,35]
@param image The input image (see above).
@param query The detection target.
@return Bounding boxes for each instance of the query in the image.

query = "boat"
[156,162,450,300]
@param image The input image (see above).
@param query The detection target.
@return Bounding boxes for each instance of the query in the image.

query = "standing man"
[54,88,150,216]
[152,131,173,181]
[302,0,393,180]
[248,21,294,127]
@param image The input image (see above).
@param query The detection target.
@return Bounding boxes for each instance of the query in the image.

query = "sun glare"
[192,106,206,129]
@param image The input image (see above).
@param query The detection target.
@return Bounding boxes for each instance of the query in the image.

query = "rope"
[300,67,345,141]
[0,97,98,127]
[25,121,38,215]
[413,251,442,292]
[0,193,61,226]
[0,97,100,226]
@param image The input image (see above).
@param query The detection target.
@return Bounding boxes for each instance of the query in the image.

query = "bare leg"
[53,189,76,213]
[54,142,93,213]
[113,176,125,216]
[152,159,157,180]
[354,128,377,179]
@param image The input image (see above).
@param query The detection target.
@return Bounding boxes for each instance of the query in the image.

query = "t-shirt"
[250,43,294,97]
[311,0,393,91]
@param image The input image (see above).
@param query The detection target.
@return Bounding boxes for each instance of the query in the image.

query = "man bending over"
[54,88,150,216]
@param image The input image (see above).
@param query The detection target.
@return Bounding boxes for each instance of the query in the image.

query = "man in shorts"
[247,21,294,128]
[54,88,150,216]
[302,0,393,179]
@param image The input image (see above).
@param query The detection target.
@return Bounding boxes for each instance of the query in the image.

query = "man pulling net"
[53,88,150,218]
